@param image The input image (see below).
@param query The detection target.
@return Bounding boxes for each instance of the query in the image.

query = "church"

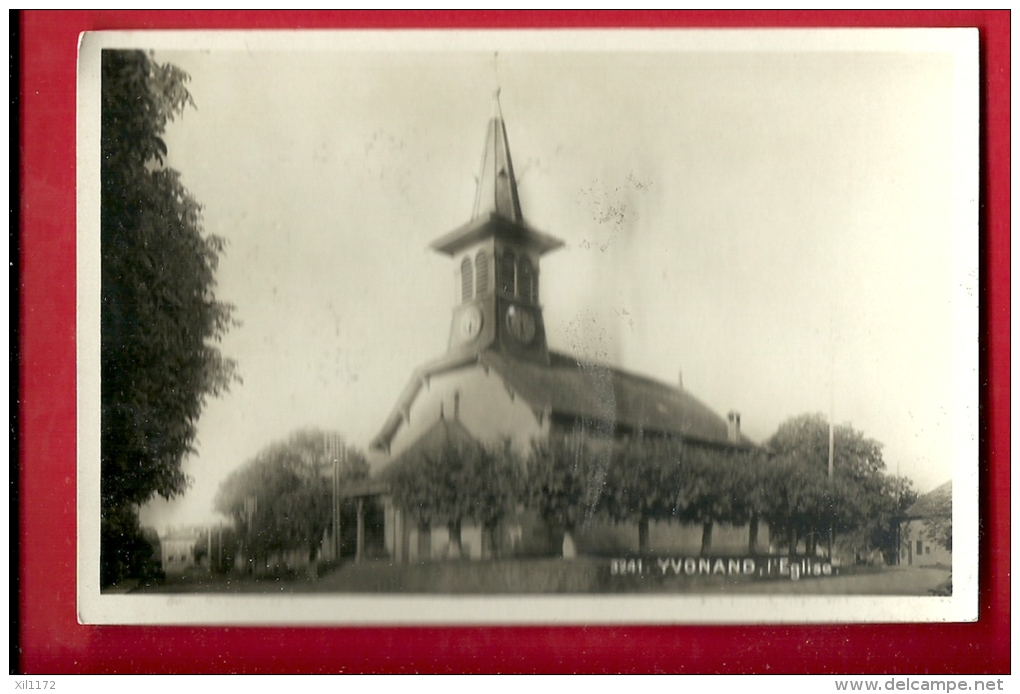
[353,98,762,563]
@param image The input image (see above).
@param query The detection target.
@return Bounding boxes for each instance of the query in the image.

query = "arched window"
[499,250,516,295]
[460,257,473,302]
[475,250,489,295]
[518,256,534,303]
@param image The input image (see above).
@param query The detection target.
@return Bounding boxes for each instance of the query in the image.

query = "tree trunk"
[638,516,650,554]
[748,515,759,556]
[700,521,714,556]
[787,528,798,557]
[561,529,577,560]
[447,519,463,559]
[805,533,817,557]
[417,521,431,562]
[482,521,499,559]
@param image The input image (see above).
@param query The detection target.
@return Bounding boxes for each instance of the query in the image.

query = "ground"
[128,559,951,596]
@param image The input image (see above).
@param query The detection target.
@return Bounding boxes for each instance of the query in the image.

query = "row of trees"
[386,413,917,561]
[212,415,915,565]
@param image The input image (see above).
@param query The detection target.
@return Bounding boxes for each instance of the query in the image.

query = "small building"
[361,97,761,562]
[899,480,952,567]
[158,526,202,575]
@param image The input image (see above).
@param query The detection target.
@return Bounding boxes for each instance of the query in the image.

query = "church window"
[475,250,489,295]
[518,256,534,303]
[461,257,473,302]
[500,250,516,295]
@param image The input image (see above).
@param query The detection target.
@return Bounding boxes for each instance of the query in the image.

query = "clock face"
[459,305,483,341]
[505,305,536,344]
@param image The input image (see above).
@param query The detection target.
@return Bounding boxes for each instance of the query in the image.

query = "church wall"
[386,365,546,459]
[404,523,486,561]
[574,519,771,557]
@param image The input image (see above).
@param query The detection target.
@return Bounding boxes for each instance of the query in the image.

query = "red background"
[16,11,1010,674]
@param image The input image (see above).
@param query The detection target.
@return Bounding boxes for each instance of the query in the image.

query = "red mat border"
[16,10,1010,674]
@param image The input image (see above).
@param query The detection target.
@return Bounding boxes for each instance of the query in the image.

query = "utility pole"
[827,334,835,562]
[329,434,344,561]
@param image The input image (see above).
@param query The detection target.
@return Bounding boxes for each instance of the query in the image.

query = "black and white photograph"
[77,29,978,625]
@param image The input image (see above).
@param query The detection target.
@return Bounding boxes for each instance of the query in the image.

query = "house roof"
[370,347,751,452]
[904,480,952,519]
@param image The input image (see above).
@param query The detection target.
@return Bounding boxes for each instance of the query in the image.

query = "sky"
[128,31,978,530]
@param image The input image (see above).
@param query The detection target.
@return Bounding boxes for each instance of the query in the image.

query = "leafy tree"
[767,413,886,485]
[922,483,952,552]
[757,454,863,556]
[864,471,922,563]
[100,50,236,585]
[387,438,522,559]
[674,447,765,556]
[602,437,685,553]
[763,413,913,559]
[214,429,368,568]
[100,504,164,587]
[464,442,525,558]
[524,434,610,558]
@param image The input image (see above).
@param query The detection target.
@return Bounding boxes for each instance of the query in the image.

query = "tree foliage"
[100,50,237,586]
[100,503,165,587]
[922,483,952,552]
[214,429,368,565]
[764,413,916,558]
[387,437,523,557]
[524,434,610,539]
[376,413,914,562]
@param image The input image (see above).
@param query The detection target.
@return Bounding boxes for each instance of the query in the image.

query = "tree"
[100,50,236,585]
[100,503,164,587]
[602,437,685,553]
[922,483,952,552]
[673,447,764,556]
[214,429,368,568]
[464,442,525,558]
[757,454,862,556]
[524,434,610,558]
[387,437,522,559]
[763,413,913,559]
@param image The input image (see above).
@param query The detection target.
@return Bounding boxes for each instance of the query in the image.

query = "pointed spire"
[472,89,523,224]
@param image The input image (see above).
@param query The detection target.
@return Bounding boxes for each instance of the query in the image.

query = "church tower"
[430,95,563,366]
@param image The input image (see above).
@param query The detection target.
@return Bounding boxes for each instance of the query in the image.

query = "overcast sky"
[128,31,977,530]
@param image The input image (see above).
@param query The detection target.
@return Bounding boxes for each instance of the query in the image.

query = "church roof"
[474,104,522,224]
[370,347,751,452]
[430,213,564,257]
[486,350,751,447]
[430,95,563,258]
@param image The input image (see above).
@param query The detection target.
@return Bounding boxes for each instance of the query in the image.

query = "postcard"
[77,28,978,625]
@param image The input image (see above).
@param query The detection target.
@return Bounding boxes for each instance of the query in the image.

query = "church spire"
[472,89,523,224]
